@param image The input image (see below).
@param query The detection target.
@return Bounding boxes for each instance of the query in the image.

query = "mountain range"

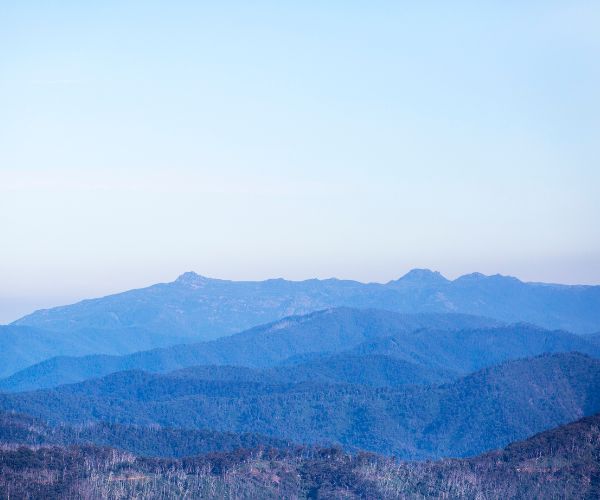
[4,269,599,379]
[2,270,600,497]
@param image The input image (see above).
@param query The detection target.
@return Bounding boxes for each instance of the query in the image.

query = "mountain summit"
[391,268,449,286]
[175,271,214,287]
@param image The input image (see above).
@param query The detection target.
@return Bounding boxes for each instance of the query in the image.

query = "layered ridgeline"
[0,325,190,379]
[5,270,600,375]
[2,412,599,499]
[0,309,497,390]
[2,352,599,459]
[2,308,599,392]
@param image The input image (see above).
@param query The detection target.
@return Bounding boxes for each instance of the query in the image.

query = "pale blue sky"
[1,1,599,322]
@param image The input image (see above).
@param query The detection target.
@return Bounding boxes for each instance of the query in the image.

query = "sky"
[1,1,599,323]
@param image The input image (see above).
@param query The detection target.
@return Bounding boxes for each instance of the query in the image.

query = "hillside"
[270,354,456,387]
[1,413,598,499]
[2,353,598,459]
[347,322,600,374]
[167,354,456,388]
[0,411,294,458]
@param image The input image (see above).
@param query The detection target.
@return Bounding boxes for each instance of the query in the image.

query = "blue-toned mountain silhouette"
[4,270,599,377]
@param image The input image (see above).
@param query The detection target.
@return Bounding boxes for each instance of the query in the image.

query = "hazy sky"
[1,1,599,323]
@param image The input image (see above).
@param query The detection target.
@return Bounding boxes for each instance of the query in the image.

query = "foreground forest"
[1,413,599,499]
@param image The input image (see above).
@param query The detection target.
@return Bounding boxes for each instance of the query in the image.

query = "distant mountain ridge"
[12,269,600,340]
[4,269,599,382]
